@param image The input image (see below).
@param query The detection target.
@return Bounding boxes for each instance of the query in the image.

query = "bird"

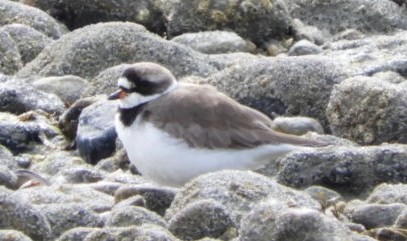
[108,62,329,187]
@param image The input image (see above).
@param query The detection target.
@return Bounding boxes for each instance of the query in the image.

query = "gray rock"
[95,148,130,173]
[322,31,407,77]
[286,0,407,35]
[17,22,218,80]
[366,183,407,205]
[304,185,343,207]
[332,29,365,41]
[114,185,176,216]
[13,184,115,212]
[57,225,180,241]
[0,144,17,169]
[33,75,89,105]
[344,201,407,229]
[0,0,67,39]
[21,0,165,33]
[168,199,234,241]
[162,0,294,47]
[373,71,406,84]
[395,209,407,228]
[364,227,407,241]
[0,165,18,189]
[58,96,103,140]
[292,18,328,45]
[39,203,104,238]
[239,200,375,241]
[0,23,53,64]
[60,166,106,183]
[288,39,323,56]
[165,170,320,226]
[271,116,324,135]
[203,56,350,129]
[0,30,23,75]
[327,76,407,144]
[31,150,86,176]
[106,206,167,227]
[0,230,34,241]
[0,186,53,241]
[277,144,407,197]
[0,81,65,115]
[0,112,60,154]
[114,195,146,209]
[171,31,256,54]
[76,100,117,164]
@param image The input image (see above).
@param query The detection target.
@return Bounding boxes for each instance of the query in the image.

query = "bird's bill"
[108,89,128,100]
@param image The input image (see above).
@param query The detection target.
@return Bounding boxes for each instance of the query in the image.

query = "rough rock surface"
[277,144,407,197]
[171,31,256,54]
[162,0,294,47]
[0,0,67,39]
[0,30,23,75]
[0,23,53,64]
[286,0,407,36]
[17,22,218,80]
[76,100,117,164]
[327,76,407,145]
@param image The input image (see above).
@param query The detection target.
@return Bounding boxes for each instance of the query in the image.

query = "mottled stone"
[106,206,167,227]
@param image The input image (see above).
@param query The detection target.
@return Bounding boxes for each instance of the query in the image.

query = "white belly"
[115,115,302,187]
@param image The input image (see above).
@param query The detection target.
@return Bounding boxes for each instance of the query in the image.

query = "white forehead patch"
[118,77,132,89]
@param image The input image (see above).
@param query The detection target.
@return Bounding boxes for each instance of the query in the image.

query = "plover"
[109,62,328,187]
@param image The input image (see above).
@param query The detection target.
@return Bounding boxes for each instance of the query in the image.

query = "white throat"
[118,81,179,109]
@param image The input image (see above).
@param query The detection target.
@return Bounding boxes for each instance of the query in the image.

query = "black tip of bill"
[108,90,122,100]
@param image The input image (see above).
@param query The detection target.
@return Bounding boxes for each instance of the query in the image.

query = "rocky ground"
[1,0,407,240]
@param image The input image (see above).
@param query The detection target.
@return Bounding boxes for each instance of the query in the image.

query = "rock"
[58,96,103,140]
[0,186,53,241]
[286,0,407,35]
[39,203,104,238]
[17,22,218,80]
[322,31,407,77]
[31,150,86,176]
[203,56,350,129]
[271,116,324,135]
[114,195,146,209]
[373,71,406,84]
[364,227,407,241]
[0,81,65,115]
[239,200,375,241]
[0,144,17,169]
[395,209,407,228]
[0,23,53,64]
[277,144,407,197]
[0,230,34,241]
[60,166,106,183]
[304,185,343,207]
[327,76,407,144]
[57,225,180,241]
[165,170,320,226]
[366,183,407,205]
[106,206,167,227]
[292,18,328,45]
[171,31,256,54]
[21,0,166,33]
[168,199,234,241]
[332,29,365,41]
[76,100,117,164]
[95,148,130,173]
[345,201,407,229]
[33,75,89,105]
[0,165,19,189]
[114,185,176,216]
[288,39,323,56]
[162,0,294,47]
[0,0,67,39]
[14,184,115,212]
[0,112,60,154]
[0,30,23,75]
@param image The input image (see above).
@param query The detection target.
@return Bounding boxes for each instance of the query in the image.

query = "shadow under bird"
[108,62,329,187]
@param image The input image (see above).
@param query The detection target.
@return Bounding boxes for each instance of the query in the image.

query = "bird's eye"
[120,87,131,93]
